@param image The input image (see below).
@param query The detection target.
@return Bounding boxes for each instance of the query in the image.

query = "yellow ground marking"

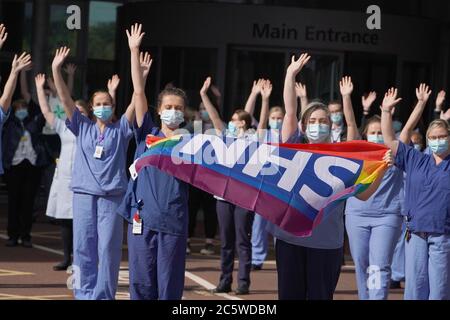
[0,269,34,277]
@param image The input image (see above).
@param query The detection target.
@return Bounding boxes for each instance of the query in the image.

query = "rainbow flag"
[129,134,388,237]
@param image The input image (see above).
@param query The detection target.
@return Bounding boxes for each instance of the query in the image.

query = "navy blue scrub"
[395,141,450,299]
[117,113,189,300]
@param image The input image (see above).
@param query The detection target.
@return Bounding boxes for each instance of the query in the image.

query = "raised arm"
[51,47,76,120]
[244,79,263,116]
[64,63,77,96]
[107,74,120,106]
[295,82,309,116]
[257,79,272,133]
[126,23,147,126]
[399,83,431,144]
[361,91,377,129]
[35,74,55,126]
[210,84,222,109]
[340,76,359,141]
[282,53,311,143]
[0,24,7,50]
[381,88,402,157]
[19,65,33,103]
[434,90,446,120]
[0,52,32,113]
[200,77,224,133]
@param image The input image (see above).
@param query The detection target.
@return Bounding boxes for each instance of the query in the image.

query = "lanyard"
[97,134,105,146]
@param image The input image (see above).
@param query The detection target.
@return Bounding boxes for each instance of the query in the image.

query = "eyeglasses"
[428,135,449,141]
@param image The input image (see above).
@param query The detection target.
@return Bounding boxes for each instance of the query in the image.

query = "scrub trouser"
[216,200,254,288]
[251,213,268,267]
[72,192,124,300]
[345,214,402,300]
[128,225,187,300]
[275,239,343,300]
[391,221,406,282]
[404,233,450,300]
[188,186,217,239]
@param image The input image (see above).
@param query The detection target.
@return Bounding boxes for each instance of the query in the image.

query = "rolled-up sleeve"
[134,112,154,144]
[65,109,84,136]
[395,141,422,173]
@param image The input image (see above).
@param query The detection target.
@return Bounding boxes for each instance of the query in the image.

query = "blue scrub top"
[117,113,189,237]
[0,107,10,175]
[396,141,450,234]
[65,109,132,196]
[345,166,404,216]
[266,129,345,250]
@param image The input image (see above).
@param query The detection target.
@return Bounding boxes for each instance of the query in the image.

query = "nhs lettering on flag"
[173,134,363,214]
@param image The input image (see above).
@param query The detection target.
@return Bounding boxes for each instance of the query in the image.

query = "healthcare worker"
[345,84,433,299]
[381,87,450,300]
[52,46,134,300]
[201,76,276,295]
[268,53,391,300]
[117,24,189,300]
[246,87,285,270]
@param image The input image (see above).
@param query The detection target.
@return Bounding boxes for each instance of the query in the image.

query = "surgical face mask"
[330,112,343,124]
[200,110,210,121]
[414,144,422,151]
[228,121,238,136]
[93,105,113,121]
[428,138,449,155]
[367,134,384,144]
[160,109,184,128]
[393,121,402,133]
[15,108,29,121]
[269,119,282,130]
[306,124,330,143]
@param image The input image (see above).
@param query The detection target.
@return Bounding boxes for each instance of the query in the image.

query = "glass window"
[88,1,122,61]
[48,4,79,55]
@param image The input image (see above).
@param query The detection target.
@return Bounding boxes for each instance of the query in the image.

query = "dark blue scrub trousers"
[216,200,254,288]
[127,224,187,300]
[275,239,343,300]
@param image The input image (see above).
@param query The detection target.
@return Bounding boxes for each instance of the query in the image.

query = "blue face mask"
[93,106,113,121]
[330,112,343,124]
[428,138,449,155]
[393,121,402,133]
[269,119,282,130]
[200,110,210,121]
[367,134,384,144]
[227,121,238,136]
[160,109,184,128]
[306,124,330,143]
[15,109,29,121]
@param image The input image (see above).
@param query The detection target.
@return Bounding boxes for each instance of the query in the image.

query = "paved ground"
[0,194,405,300]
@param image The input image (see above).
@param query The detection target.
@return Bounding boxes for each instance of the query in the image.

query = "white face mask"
[160,109,184,128]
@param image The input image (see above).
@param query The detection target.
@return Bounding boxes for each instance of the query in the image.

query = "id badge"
[94,145,103,159]
[132,212,143,235]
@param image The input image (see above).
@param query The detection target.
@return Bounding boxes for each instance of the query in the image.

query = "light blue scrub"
[66,109,132,300]
[395,141,450,300]
[251,129,280,267]
[345,166,404,300]
[390,221,406,282]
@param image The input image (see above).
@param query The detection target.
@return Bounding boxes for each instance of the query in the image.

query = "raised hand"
[295,82,307,98]
[11,52,32,74]
[362,91,377,112]
[35,74,46,88]
[126,23,145,50]
[140,51,152,79]
[64,63,77,76]
[261,80,273,100]
[436,90,446,111]
[107,74,120,93]
[415,83,432,103]
[251,79,264,95]
[339,76,354,96]
[287,53,311,77]
[0,24,7,50]
[52,47,70,70]
[381,87,402,112]
[200,76,211,96]
[441,109,450,121]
